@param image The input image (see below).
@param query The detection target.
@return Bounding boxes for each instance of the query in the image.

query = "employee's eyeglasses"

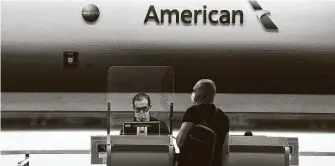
[134,106,150,113]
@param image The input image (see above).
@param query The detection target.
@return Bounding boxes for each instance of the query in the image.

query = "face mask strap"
[191,92,199,103]
[193,91,205,103]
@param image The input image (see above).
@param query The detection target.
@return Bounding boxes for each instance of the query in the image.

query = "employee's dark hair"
[244,130,253,136]
[132,92,151,108]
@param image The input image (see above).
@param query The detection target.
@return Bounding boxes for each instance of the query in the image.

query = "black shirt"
[182,104,230,166]
[120,116,170,135]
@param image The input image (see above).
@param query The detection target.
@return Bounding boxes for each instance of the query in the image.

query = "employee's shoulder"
[151,117,167,124]
[151,116,161,121]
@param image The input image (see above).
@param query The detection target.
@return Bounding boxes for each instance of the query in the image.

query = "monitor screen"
[122,121,161,135]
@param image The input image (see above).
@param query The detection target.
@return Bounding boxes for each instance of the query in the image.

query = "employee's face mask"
[134,106,150,121]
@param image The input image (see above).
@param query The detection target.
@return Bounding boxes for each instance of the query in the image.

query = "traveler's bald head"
[193,79,216,104]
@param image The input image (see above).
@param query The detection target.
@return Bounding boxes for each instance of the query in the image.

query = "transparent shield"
[106,66,174,136]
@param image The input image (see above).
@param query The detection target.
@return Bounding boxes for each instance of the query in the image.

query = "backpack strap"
[209,106,219,128]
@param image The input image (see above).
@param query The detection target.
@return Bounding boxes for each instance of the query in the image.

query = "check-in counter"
[228,136,290,166]
[91,135,174,166]
[91,135,290,166]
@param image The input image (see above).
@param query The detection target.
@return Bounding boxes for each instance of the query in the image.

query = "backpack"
[177,109,218,166]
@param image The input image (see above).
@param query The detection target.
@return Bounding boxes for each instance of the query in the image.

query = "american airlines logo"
[249,0,278,31]
[144,1,278,32]
[144,5,244,25]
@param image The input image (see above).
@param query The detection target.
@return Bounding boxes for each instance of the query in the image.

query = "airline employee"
[120,92,170,135]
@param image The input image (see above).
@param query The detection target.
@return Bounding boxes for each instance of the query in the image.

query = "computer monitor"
[122,121,161,135]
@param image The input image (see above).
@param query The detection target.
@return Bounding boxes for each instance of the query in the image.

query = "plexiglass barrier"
[107,66,174,135]
[106,66,175,166]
